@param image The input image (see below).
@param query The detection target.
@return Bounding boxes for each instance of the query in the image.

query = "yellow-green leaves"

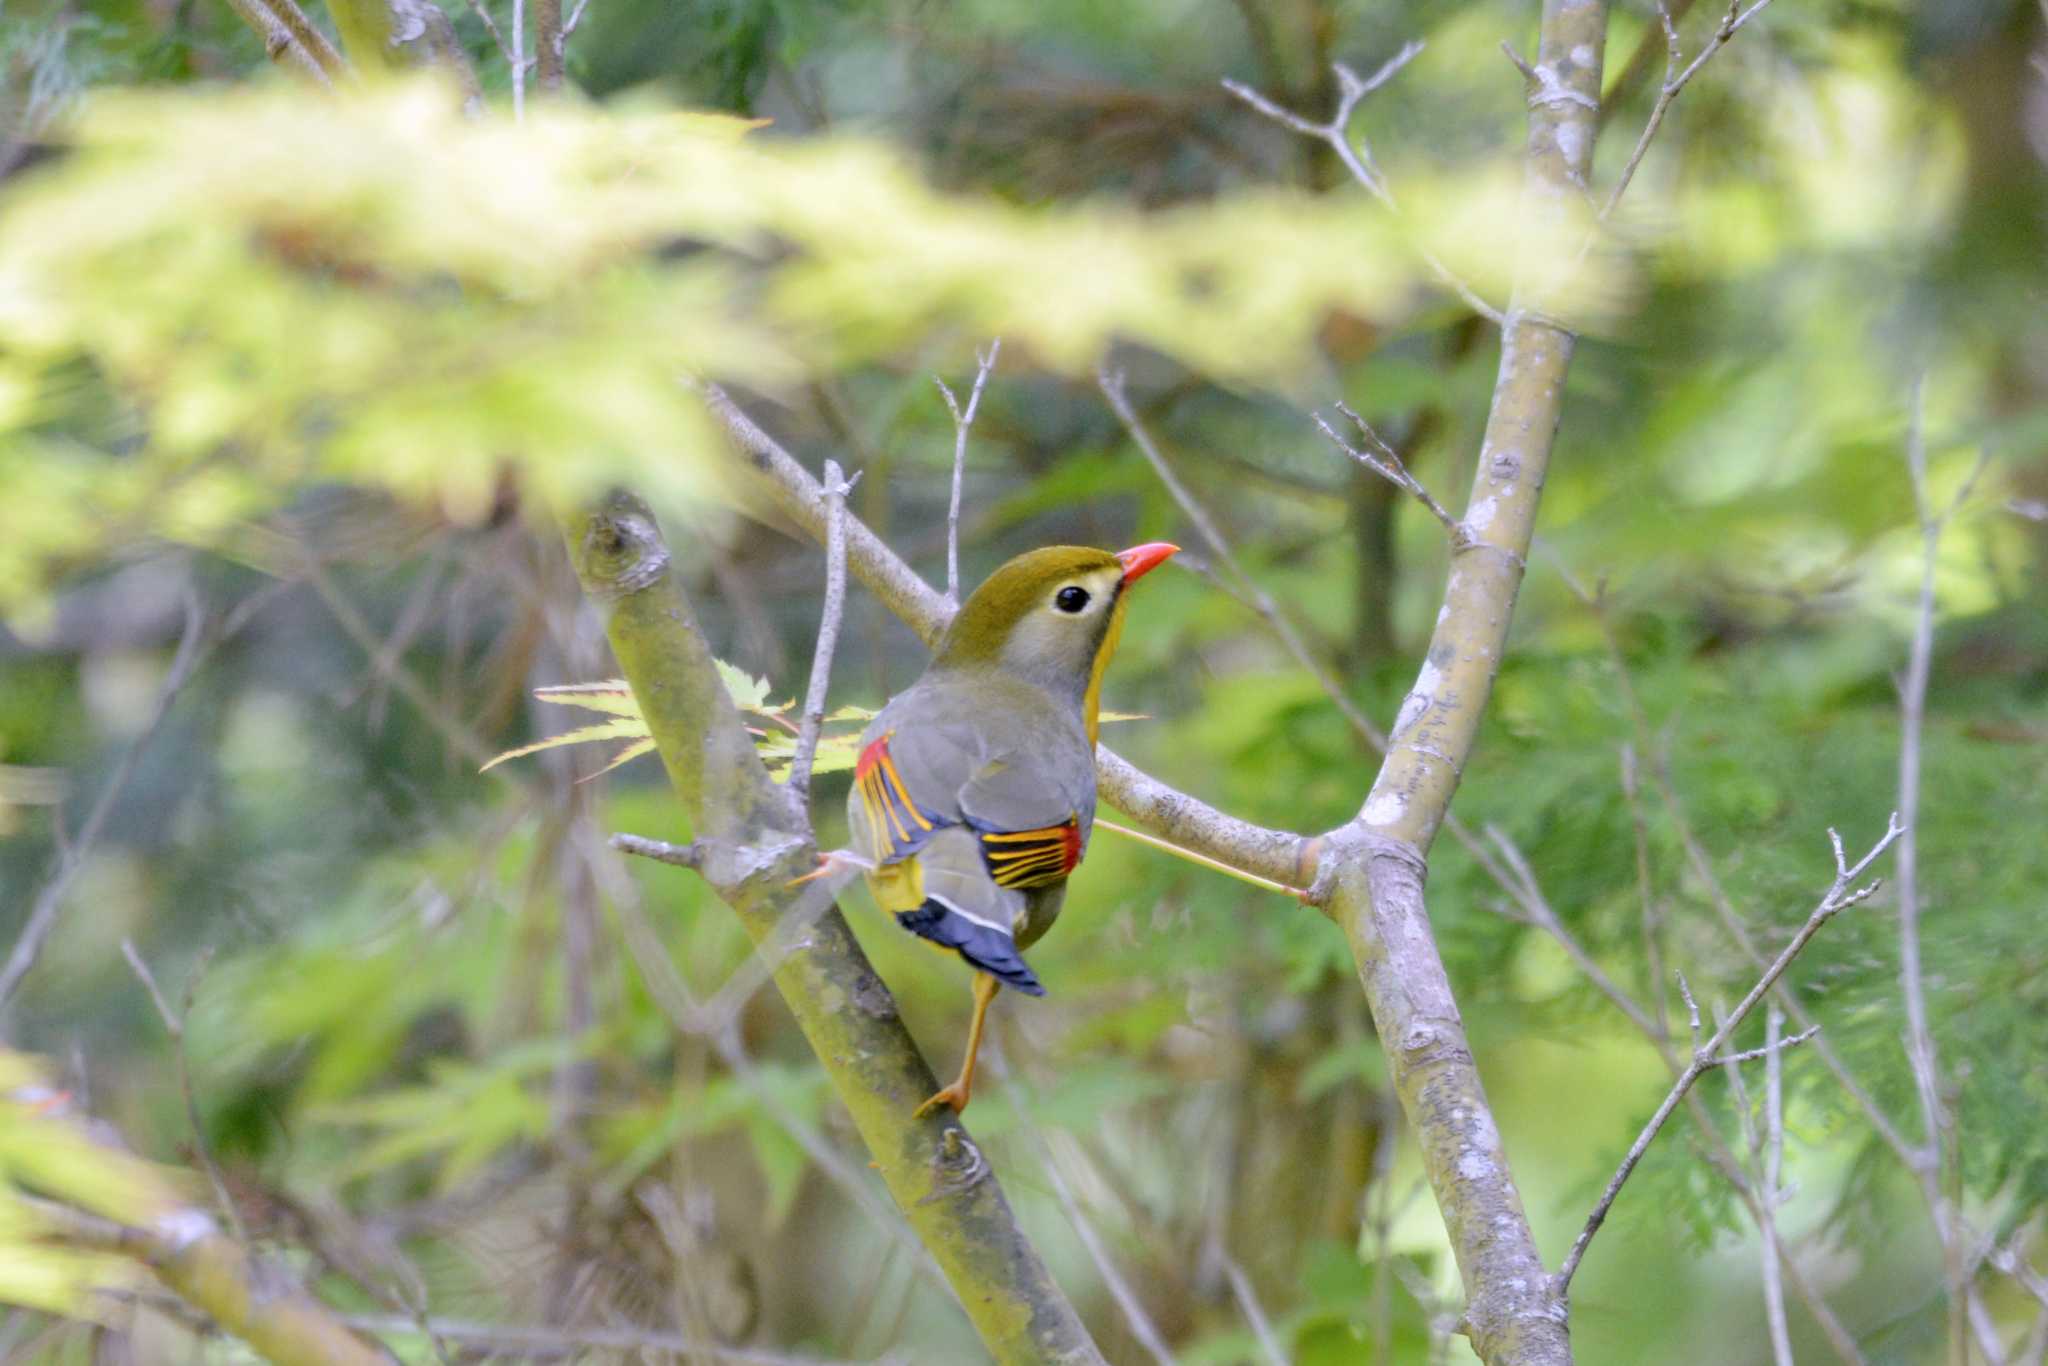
[0,77,1592,610]
[481,666,874,779]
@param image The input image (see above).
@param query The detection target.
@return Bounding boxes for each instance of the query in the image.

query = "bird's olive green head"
[933,542,1177,742]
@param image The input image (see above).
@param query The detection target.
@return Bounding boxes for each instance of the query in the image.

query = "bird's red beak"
[1114,541,1179,585]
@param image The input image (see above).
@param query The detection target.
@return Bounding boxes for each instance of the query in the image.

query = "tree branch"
[1221,46,1506,324]
[1554,817,1904,1296]
[1601,0,1780,218]
[705,384,1317,892]
[787,459,855,800]
[937,340,1000,605]
[1309,6,1609,1361]
[1897,380,1989,1363]
[563,491,1102,1364]
[1313,403,1464,541]
[244,0,348,78]
[1099,366,1389,753]
[534,0,565,91]
[216,0,339,82]
[43,1199,385,1366]
[0,588,207,1011]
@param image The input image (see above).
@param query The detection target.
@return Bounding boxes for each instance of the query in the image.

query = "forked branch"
[1554,816,1905,1296]
[937,340,1001,605]
[1221,45,1506,324]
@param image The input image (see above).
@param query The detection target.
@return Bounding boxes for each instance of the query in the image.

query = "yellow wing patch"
[975,819,1082,889]
[854,732,940,863]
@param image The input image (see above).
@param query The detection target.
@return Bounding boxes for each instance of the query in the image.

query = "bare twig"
[119,944,248,1250]
[1099,366,1390,755]
[510,0,527,118]
[1500,41,1541,85]
[1221,46,1506,324]
[298,548,515,780]
[1760,1004,1796,1366]
[1315,404,1464,539]
[0,589,207,1011]
[789,459,856,800]
[458,0,513,67]
[1095,818,1307,898]
[1602,0,1781,218]
[337,1312,870,1365]
[994,1047,1176,1366]
[1554,816,1904,1296]
[592,846,950,1299]
[1041,1140,1174,1363]
[936,340,1000,605]
[610,833,705,867]
[1619,744,1671,1040]
[1558,559,1924,1166]
[1898,380,1991,1362]
[561,0,594,40]
[1223,1254,1290,1366]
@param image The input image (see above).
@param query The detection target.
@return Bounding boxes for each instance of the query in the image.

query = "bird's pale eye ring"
[1054,586,1091,614]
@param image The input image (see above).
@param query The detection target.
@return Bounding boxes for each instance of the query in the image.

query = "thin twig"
[1220,47,1506,324]
[561,0,594,40]
[590,846,951,1300]
[118,943,249,1250]
[1095,819,1307,899]
[1601,0,1780,218]
[298,547,513,779]
[457,0,513,67]
[937,340,1000,606]
[510,0,527,118]
[1557,558,1924,1166]
[1099,366,1391,754]
[1898,378,1990,1362]
[1223,1255,1290,1366]
[1618,744,1671,1040]
[789,460,857,799]
[1313,405,1463,540]
[1554,815,1904,1296]
[1760,1003,1795,1366]
[338,1312,871,1365]
[0,589,207,1010]
[996,1049,1177,1366]
[1327,403,1474,536]
[610,833,705,867]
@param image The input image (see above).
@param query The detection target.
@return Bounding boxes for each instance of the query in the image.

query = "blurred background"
[1,0,2046,1361]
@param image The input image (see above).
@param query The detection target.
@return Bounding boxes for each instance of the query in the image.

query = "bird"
[845,540,1178,1117]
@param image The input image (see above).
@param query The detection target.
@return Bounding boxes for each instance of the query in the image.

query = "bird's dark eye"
[1054,586,1091,614]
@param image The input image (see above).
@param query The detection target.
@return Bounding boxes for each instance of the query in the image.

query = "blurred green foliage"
[1,0,2044,1361]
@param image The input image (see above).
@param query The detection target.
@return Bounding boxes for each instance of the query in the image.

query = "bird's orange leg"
[915,973,1001,1118]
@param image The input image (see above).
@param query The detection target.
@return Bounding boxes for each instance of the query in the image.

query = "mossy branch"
[38,1198,386,1365]
[562,491,1103,1366]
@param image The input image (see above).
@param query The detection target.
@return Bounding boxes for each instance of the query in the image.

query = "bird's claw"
[914,1082,970,1118]
[784,848,872,889]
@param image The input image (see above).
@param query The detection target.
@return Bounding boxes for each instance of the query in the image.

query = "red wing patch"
[854,733,945,862]
[973,817,1083,889]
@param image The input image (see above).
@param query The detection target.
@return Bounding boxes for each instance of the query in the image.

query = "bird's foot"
[913,1081,971,1118]
[784,848,873,889]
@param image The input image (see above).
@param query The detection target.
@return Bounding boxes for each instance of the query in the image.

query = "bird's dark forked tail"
[895,900,1046,996]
